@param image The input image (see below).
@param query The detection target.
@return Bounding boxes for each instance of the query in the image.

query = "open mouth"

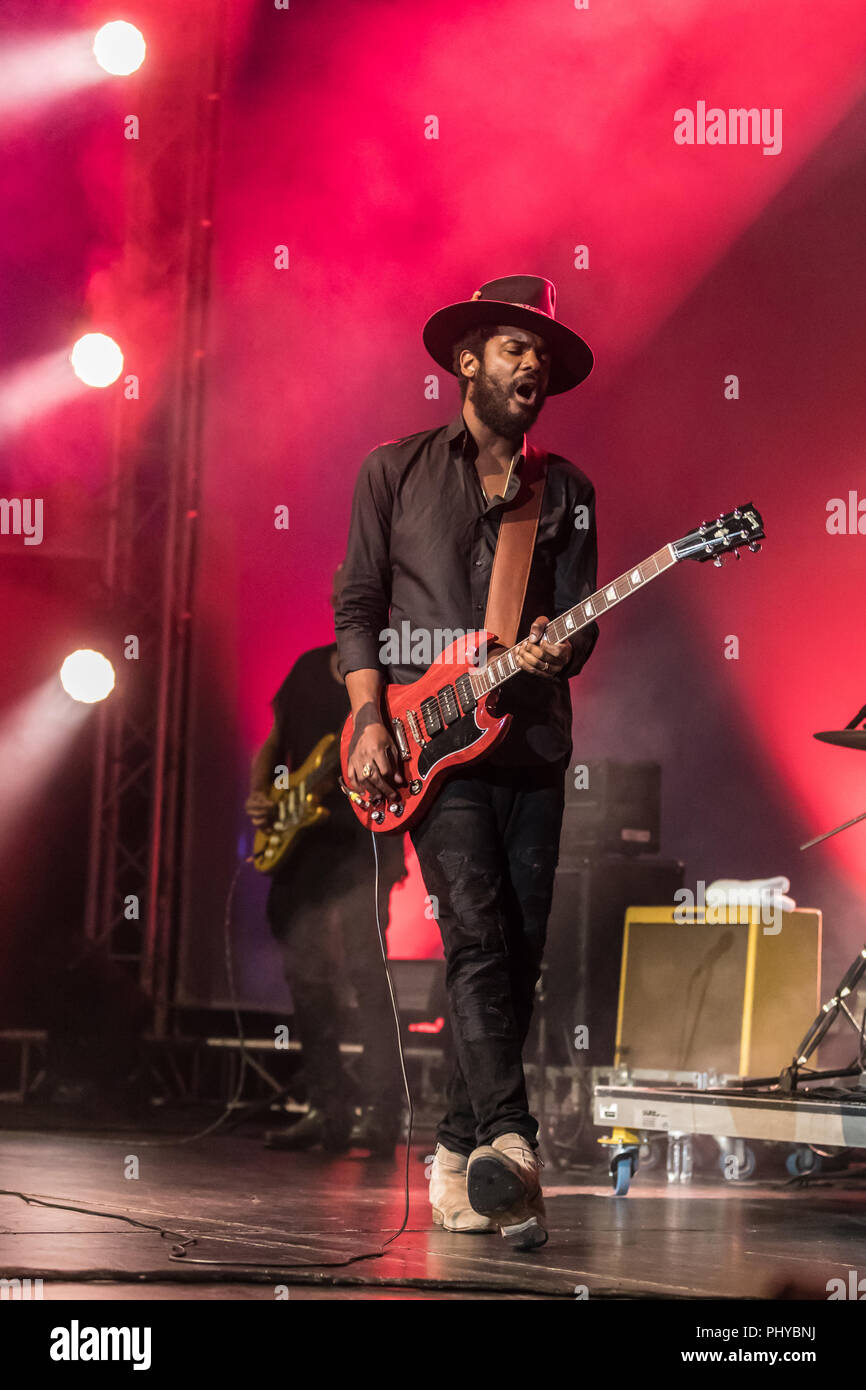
[513,379,538,407]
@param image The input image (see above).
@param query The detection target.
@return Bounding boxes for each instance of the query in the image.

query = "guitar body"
[253,731,341,874]
[339,631,510,834]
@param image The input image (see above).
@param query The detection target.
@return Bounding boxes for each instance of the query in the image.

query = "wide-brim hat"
[422,274,593,395]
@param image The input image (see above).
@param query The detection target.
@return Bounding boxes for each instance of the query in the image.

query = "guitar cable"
[161,830,415,1271]
[3,839,417,1281]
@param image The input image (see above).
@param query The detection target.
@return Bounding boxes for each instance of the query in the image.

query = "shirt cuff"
[336,630,385,679]
[560,624,598,679]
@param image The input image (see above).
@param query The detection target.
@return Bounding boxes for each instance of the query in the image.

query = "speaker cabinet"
[560,761,662,858]
[538,856,685,1066]
[615,906,822,1076]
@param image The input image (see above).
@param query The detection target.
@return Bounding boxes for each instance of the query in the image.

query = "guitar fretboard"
[470,543,677,696]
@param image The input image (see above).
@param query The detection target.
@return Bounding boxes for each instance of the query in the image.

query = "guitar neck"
[471,543,678,696]
[298,735,342,790]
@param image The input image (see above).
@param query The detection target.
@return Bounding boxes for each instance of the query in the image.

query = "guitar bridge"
[392,717,411,760]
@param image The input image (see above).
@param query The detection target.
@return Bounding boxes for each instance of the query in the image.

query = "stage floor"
[2,1129,865,1300]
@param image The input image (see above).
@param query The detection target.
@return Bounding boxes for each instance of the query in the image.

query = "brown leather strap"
[483,443,548,649]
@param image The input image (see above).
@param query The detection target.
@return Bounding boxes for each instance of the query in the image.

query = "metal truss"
[83,0,225,1037]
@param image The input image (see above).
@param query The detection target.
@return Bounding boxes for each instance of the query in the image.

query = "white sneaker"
[429,1142,497,1234]
[466,1132,547,1249]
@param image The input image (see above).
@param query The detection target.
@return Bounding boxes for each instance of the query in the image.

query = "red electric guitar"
[339,503,764,833]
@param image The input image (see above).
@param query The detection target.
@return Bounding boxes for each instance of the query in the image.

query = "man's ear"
[458,349,477,379]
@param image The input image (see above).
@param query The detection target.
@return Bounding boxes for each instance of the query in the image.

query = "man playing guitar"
[335,276,599,1248]
[246,567,406,1157]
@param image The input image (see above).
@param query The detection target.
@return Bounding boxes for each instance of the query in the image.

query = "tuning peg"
[748,541,761,552]
[713,555,724,567]
[733,548,740,559]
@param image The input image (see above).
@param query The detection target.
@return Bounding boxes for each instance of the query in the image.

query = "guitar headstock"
[674,503,765,565]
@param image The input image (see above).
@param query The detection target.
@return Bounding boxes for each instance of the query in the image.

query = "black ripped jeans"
[409,759,566,1155]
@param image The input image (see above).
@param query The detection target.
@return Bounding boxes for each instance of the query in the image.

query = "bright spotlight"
[92,22,146,76]
[60,650,116,704]
[69,333,124,388]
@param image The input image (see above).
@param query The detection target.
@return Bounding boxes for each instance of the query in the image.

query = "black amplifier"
[560,759,661,859]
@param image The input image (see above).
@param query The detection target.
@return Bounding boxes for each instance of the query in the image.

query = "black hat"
[422,274,593,395]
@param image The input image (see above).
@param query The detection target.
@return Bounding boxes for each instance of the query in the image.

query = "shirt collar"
[446,412,526,505]
[444,411,469,443]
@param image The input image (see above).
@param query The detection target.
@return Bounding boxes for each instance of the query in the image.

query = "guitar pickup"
[392,717,411,760]
[406,709,426,747]
[436,684,460,725]
[455,673,476,714]
[420,697,443,737]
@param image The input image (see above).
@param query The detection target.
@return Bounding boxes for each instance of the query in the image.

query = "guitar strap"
[482,443,548,649]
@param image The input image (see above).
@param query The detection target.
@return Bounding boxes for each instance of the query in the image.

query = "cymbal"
[814,729,866,750]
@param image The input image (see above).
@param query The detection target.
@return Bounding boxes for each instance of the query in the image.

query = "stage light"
[92,22,146,76]
[0,678,91,852]
[0,36,103,118]
[0,350,82,441]
[69,333,124,388]
[59,650,116,704]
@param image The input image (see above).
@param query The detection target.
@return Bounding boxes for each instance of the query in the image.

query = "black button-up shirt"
[335,411,599,767]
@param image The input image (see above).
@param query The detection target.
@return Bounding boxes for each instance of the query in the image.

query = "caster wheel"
[786,1147,822,1177]
[612,1153,635,1195]
[720,1145,756,1181]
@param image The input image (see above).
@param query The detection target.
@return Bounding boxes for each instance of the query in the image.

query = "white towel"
[706,876,797,912]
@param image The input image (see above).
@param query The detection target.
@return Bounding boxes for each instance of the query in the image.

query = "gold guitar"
[252,731,342,875]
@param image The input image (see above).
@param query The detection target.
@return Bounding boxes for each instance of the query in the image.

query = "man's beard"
[470,363,545,442]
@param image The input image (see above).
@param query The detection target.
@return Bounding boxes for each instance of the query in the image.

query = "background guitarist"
[335,276,599,1248]
[246,565,406,1157]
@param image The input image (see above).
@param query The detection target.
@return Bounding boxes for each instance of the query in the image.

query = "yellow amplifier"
[614,906,822,1077]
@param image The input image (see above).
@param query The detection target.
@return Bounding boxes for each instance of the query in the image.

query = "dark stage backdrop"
[176,0,866,1011]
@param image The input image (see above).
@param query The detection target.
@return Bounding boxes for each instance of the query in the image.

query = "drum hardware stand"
[801,809,866,851]
[760,706,866,1094]
[802,703,866,850]
[730,707,866,1097]
[771,948,866,1094]
[728,958,866,1096]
